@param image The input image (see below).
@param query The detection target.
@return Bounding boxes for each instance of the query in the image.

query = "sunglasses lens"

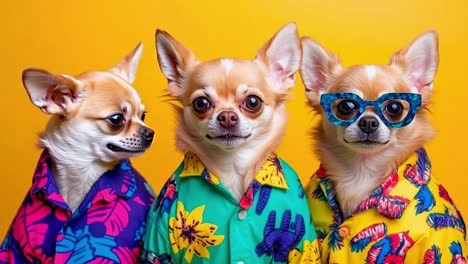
[382,99,411,124]
[332,99,360,121]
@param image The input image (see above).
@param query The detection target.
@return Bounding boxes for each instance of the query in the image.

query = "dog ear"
[22,68,83,115]
[155,29,197,97]
[300,37,342,106]
[255,22,301,91]
[108,42,143,84]
[390,31,439,93]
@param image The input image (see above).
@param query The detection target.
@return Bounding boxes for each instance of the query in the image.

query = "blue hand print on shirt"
[255,210,305,262]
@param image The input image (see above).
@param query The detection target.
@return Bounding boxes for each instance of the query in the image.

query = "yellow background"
[1,0,467,238]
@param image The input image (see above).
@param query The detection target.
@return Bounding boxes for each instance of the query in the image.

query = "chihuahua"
[140,24,320,263]
[0,43,155,263]
[301,32,468,262]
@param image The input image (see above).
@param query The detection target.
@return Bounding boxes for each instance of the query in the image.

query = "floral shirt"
[306,148,468,263]
[141,152,320,264]
[0,150,154,264]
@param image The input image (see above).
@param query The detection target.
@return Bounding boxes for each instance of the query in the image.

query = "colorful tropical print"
[288,240,321,263]
[142,152,320,263]
[350,223,387,253]
[424,245,442,264]
[306,148,468,263]
[169,201,224,262]
[256,210,305,261]
[0,150,154,263]
[366,231,414,264]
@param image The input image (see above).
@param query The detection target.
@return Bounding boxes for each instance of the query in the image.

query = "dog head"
[23,43,154,163]
[300,31,438,161]
[155,23,301,159]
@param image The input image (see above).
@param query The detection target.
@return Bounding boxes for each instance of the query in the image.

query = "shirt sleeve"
[405,227,468,263]
[140,209,177,264]
[0,228,29,264]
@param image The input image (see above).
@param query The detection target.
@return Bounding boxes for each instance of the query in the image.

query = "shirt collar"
[31,150,137,202]
[96,159,138,200]
[179,152,289,190]
[31,150,59,195]
[316,148,430,221]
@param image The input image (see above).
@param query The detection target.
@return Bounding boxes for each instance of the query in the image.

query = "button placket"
[238,210,247,220]
[338,226,349,237]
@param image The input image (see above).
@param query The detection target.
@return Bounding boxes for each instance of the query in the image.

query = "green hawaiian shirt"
[141,152,320,264]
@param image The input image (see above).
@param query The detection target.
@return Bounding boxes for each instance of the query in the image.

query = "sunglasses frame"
[320,92,422,128]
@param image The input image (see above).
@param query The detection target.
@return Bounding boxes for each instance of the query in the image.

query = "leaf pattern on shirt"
[350,223,387,253]
[307,149,468,263]
[87,188,131,236]
[11,194,52,262]
[366,232,414,264]
[423,245,442,264]
[0,151,154,264]
[449,241,467,264]
[427,208,465,233]
[55,226,119,263]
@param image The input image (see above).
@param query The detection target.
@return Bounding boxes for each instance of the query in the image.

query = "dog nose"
[358,116,379,133]
[217,111,238,128]
[139,126,154,146]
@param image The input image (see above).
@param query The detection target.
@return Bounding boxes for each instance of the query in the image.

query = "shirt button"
[238,210,247,220]
[237,261,245,264]
[338,226,349,237]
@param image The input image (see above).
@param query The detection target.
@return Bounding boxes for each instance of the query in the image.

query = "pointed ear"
[108,42,143,84]
[22,68,83,115]
[299,36,342,105]
[255,22,301,91]
[156,29,197,97]
[390,31,439,92]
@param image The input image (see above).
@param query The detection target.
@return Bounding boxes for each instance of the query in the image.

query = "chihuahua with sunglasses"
[300,31,468,263]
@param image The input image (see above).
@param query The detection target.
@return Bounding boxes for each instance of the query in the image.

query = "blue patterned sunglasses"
[320,92,422,128]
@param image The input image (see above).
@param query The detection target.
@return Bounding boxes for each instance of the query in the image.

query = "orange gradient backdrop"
[1,0,467,237]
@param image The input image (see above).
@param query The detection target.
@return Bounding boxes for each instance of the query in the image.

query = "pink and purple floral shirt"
[0,150,154,264]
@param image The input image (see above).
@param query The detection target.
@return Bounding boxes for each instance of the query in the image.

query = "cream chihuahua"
[0,43,155,263]
[26,43,154,211]
[301,32,468,262]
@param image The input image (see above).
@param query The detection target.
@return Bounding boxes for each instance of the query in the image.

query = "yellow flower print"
[288,240,321,263]
[169,201,224,263]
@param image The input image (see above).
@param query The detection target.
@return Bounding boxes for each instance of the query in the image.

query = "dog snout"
[217,111,238,128]
[358,116,379,133]
[139,126,154,146]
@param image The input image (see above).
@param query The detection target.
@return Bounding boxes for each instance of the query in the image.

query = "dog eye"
[242,95,263,113]
[337,100,358,116]
[141,111,147,121]
[192,97,213,113]
[384,101,403,117]
[107,113,125,128]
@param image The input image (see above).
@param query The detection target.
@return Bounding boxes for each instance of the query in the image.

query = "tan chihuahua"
[301,32,468,262]
[140,24,321,263]
[157,24,300,199]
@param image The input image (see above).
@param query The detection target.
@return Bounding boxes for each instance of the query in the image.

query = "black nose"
[139,126,154,146]
[217,111,238,128]
[358,116,379,133]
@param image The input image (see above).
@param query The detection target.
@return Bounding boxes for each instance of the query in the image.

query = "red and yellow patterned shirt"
[306,149,468,263]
